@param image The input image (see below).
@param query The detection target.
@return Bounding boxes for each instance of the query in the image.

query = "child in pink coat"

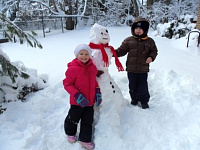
[63,44,102,150]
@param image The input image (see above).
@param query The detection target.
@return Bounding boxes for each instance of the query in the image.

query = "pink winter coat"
[63,58,98,106]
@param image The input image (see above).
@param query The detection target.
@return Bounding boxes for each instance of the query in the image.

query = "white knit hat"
[74,44,92,57]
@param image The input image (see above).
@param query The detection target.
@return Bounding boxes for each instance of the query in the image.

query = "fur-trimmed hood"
[131,17,150,38]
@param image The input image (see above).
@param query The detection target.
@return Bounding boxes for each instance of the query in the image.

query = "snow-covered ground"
[0,26,200,150]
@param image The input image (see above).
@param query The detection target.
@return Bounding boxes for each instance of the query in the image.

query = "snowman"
[89,23,126,142]
[89,23,124,94]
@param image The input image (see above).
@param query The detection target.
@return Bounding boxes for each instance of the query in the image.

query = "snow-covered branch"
[0,13,42,49]
[29,0,60,15]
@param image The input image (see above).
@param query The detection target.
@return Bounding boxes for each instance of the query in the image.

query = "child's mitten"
[95,87,102,107]
[74,93,90,107]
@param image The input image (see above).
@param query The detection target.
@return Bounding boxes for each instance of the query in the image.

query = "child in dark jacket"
[63,44,102,150]
[115,17,158,109]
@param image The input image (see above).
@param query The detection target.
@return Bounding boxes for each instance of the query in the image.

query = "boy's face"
[134,27,144,36]
[77,50,90,64]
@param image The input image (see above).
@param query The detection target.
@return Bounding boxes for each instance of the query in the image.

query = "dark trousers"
[127,72,150,104]
[64,105,94,142]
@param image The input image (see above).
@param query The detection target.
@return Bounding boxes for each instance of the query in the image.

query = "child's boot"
[131,99,138,105]
[68,135,76,143]
[79,141,94,150]
[141,103,149,109]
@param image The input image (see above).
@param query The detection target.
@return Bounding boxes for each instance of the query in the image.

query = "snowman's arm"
[96,70,104,77]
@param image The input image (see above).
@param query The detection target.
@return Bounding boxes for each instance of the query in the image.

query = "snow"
[0,26,200,150]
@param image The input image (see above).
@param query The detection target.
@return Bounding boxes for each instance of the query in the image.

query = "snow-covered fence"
[14,15,90,37]
[14,16,63,31]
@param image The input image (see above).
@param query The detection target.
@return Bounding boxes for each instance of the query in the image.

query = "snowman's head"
[90,23,110,44]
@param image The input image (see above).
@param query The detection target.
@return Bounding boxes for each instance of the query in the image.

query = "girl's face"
[134,27,144,35]
[77,50,90,64]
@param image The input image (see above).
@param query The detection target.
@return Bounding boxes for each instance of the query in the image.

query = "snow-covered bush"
[0,49,48,113]
[156,15,196,39]
[125,15,135,26]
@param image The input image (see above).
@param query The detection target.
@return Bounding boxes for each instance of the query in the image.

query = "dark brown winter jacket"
[115,18,158,73]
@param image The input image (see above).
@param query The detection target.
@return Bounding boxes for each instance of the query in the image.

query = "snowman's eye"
[101,32,103,35]
[106,30,108,33]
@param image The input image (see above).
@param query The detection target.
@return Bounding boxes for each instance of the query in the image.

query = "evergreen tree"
[0,11,45,113]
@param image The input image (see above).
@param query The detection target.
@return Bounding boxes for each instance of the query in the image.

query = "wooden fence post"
[196,3,200,29]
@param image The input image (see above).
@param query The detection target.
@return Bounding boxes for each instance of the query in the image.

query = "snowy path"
[0,27,200,150]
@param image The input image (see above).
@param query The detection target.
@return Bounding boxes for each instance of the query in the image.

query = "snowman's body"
[89,23,121,94]
[91,47,113,73]
[89,24,125,141]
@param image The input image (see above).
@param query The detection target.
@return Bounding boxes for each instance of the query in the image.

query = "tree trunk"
[147,0,153,8]
[132,0,139,17]
[66,17,74,30]
[65,0,74,30]
[164,0,171,5]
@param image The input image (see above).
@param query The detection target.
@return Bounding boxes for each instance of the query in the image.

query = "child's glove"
[74,92,90,108]
[95,87,102,107]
